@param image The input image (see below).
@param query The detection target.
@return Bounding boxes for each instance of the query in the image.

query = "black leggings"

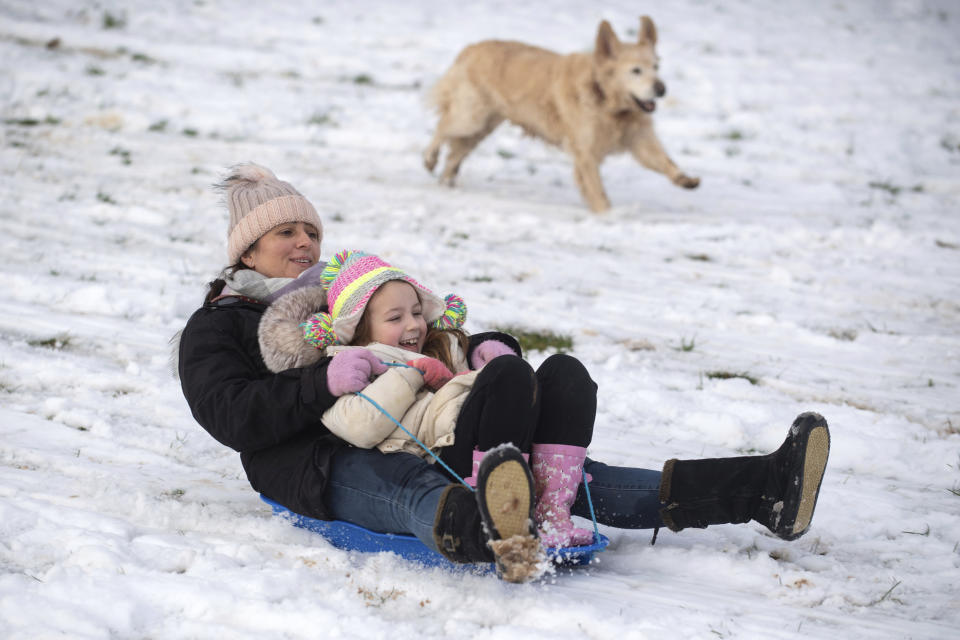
[438,354,597,479]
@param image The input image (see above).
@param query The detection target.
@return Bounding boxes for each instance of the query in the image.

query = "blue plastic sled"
[261,494,608,570]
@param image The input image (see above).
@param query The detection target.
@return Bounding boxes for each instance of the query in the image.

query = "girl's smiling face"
[364,280,427,353]
[240,222,321,278]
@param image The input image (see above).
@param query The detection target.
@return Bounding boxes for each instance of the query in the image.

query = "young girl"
[258,249,596,548]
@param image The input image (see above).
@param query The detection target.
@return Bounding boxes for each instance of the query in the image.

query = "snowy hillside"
[1,1,958,638]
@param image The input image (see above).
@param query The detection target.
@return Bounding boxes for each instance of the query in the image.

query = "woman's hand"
[406,357,454,391]
[326,349,388,396]
[470,340,517,370]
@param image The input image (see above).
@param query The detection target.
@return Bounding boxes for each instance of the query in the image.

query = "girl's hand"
[469,340,517,370]
[326,349,388,396]
[406,357,454,391]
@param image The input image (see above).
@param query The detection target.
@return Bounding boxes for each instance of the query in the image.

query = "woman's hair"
[349,298,469,372]
[204,260,251,303]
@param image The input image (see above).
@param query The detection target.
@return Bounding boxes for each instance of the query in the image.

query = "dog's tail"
[423,46,477,114]
[424,67,455,114]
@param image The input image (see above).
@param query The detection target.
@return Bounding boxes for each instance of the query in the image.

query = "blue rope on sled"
[261,361,609,568]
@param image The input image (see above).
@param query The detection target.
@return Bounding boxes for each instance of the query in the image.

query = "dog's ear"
[595,20,620,60]
[639,16,658,46]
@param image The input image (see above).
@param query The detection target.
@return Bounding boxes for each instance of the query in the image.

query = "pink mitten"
[326,349,388,396]
[406,357,454,391]
[469,340,517,370]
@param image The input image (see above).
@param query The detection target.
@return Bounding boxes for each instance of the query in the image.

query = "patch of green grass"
[494,326,573,354]
[828,328,857,342]
[675,335,697,352]
[148,119,168,132]
[97,191,116,204]
[353,73,374,85]
[868,180,924,196]
[4,116,61,126]
[705,370,759,385]
[85,65,105,76]
[27,334,72,350]
[102,12,126,29]
[497,149,516,159]
[465,275,493,282]
[307,111,335,126]
[110,146,131,165]
[182,128,198,137]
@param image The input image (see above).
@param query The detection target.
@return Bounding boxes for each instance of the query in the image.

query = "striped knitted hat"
[219,163,323,264]
[301,250,466,348]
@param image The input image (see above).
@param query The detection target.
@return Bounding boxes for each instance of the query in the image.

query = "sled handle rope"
[354,389,474,490]
[355,362,601,542]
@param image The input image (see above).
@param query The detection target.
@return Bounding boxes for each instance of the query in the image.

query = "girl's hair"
[350,297,469,372]
[421,327,470,372]
[204,260,250,303]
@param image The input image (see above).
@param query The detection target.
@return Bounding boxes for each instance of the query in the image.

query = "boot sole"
[476,448,543,582]
[780,413,830,540]
[791,424,830,537]
[481,459,533,540]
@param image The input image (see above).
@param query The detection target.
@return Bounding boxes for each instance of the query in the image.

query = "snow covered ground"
[2,0,958,637]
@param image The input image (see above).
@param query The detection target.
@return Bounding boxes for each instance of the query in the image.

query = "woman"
[177,163,831,582]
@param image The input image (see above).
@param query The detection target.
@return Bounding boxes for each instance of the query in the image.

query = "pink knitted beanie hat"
[219,163,323,264]
[300,249,467,348]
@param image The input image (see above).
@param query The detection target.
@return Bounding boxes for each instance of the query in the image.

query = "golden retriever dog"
[423,17,699,212]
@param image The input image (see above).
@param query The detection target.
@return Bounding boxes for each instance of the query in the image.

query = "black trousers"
[438,354,597,479]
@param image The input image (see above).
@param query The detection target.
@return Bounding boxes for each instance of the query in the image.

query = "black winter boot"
[475,445,544,582]
[432,484,494,564]
[659,412,830,541]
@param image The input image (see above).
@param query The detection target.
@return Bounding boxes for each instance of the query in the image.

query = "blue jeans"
[575,459,665,530]
[324,448,664,552]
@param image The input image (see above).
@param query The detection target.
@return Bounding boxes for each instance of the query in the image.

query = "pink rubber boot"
[464,449,486,488]
[531,443,595,548]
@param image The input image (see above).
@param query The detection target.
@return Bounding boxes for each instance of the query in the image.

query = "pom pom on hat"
[433,294,467,330]
[219,162,323,264]
[320,248,361,290]
[301,312,339,349]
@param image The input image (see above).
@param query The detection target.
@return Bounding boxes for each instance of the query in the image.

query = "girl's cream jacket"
[255,284,477,459]
[322,340,478,458]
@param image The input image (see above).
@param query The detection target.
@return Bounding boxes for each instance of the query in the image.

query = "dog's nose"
[654,80,666,97]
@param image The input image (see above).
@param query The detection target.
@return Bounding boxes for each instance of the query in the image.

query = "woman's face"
[241,222,321,278]
[365,280,428,353]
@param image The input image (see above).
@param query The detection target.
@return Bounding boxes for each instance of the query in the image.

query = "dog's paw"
[588,199,611,213]
[675,174,700,189]
[423,150,438,173]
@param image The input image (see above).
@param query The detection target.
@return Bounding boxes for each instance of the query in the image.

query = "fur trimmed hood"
[258,285,328,372]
